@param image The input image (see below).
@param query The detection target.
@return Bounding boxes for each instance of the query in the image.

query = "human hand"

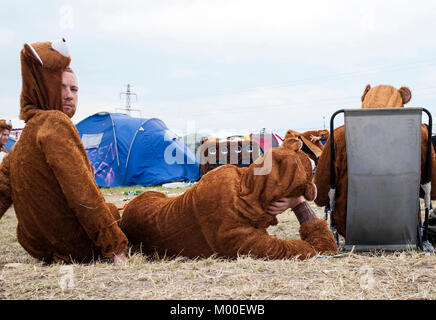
[112,251,128,264]
[267,196,305,215]
[310,134,321,142]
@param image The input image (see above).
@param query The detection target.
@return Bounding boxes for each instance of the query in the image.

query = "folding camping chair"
[325,107,434,252]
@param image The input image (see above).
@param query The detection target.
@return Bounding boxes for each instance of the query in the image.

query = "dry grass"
[1,186,435,300]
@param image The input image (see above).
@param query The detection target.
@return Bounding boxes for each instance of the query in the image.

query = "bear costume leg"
[17,221,101,264]
[291,201,338,255]
[299,219,338,254]
[17,224,54,263]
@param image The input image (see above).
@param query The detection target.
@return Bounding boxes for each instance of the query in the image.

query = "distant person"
[0,39,128,264]
[0,120,12,162]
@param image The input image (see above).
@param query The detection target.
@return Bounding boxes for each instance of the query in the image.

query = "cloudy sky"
[1,0,436,137]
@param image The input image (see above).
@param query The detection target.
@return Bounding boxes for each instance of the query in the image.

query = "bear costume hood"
[361,84,412,109]
[237,138,317,228]
[19,39,71,122]
[0,120,12,131]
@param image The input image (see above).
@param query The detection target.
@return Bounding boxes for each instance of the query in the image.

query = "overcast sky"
[2,0,436,137]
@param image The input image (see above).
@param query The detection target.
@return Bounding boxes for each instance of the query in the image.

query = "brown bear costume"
[0,40,127,263]
[120,138,337,260]
[284,129,329,164]
[314,84,436,237]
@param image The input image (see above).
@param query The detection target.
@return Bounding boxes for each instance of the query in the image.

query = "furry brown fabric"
[360,84,412,109]
[0,41,127,263]
[120,138,337,260]
[0,120,12,132]
[314,84,436,237]
[284,129,329,164]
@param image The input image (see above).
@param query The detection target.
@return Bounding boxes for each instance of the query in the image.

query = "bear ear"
[23,43,43,66]
[285,130,298,140]
[304,182,317,201]
[361,84,371,102]
[399,87,411,104]
[282,138,302,152]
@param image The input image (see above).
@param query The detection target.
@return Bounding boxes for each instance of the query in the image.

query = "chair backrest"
[343,108,423,251]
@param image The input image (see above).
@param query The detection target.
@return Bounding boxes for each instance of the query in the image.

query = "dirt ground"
[0,185,435,300]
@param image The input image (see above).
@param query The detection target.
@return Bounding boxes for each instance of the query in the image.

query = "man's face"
[1,129,10,147]
[61,71,78,118]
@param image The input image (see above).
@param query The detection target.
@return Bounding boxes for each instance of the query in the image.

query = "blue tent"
[76,112,200,187]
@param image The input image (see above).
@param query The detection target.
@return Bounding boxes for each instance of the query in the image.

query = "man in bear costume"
[0,40,128,263]
[0,120,12,162]
[120,138,337,260]
[284,129,329,165]
[314,84,436,237]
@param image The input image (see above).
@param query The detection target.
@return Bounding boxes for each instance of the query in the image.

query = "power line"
[155,58,436,102]
[155,81,436,117]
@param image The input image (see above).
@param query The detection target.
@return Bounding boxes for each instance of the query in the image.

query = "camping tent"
[250,130,283,154]
[181,132,209,155]
[76,112,200,187]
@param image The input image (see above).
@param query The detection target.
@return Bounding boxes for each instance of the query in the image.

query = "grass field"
[0,184,435,300]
